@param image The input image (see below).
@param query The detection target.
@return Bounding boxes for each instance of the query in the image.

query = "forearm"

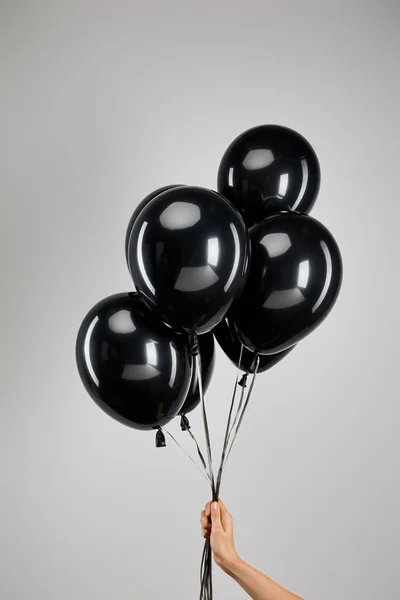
[225,557,303,600]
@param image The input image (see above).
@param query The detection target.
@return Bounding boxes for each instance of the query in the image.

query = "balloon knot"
[238,374,248,388]
[155,428,166,448]
[180,414,191,431]
[188,331,199,356]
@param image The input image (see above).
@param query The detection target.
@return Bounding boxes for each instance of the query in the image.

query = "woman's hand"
[200,499,241,574]
[200,500,303,599]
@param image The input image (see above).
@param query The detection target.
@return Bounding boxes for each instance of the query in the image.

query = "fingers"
[203,500,232,535]
[206,499,229,517]
[212,499,233,534]
[201,520,211,537]
[200,510,209,527]
[204,500,232,528]
[210,501,222,531]
[218,499,229,518]
[221,513,233,534]
[201,510,211,539]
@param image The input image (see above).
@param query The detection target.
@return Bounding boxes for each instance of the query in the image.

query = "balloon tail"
[180,414,191,431]
[155,428,166,448]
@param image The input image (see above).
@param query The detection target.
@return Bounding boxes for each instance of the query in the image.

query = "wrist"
[219,553,243,576]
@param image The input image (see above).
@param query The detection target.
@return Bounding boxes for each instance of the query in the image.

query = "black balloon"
[128,186,250,334]
[217,125,320,225]
[76,292,191,430]
[231,213,342,355]
[125,185,184,270]
[214,318,294,373]
[180,332,215,415]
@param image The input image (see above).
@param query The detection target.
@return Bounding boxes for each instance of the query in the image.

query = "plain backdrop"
[1,1,399,599]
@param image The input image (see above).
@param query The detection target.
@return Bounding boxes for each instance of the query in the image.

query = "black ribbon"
[195,331,217,600]
[163,427,211,484]
[170,338,260,599]
[202,351,260,598]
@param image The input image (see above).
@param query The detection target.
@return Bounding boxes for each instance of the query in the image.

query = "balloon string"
[196,332,217,600]
[199,344,245,599]
[186,427,209,475]
[216,377,247,496]
[198,350,260,599]
[197,349,216,498]
[220,372,248,462]
[200,539,213,600]
[223,355,260,469]
[230,374,248,428]
[215,344,244,498]
[162,428,211,484]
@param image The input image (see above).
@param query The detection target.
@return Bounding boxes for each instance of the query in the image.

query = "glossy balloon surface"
[218,125,320,225]
[232,213,342,354]
[125,185,184,270]
[214,318,294,373]
[180,332,215,415]
[76,293,191,430]
[128,186,250,334]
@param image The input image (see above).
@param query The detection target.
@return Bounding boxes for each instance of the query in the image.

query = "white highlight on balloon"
[242,148,274,170]
[292,158,309,210]
[312,241,332,313]
[175,265,219,292]
[146,341,158,366]
[84,316,99,386]
[263,288,305,309]
[122,364,160,381]
[159,202,201,230]
[278,173,289,197]
[137,221,156,295]
[297,260,310,289]
[260,232,291,258]
[224,223,240,292]
[207,237,220,267]
[108,310,136,334]
[169,343,177,388]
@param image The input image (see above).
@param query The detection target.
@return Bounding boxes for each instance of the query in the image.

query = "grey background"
[1,1,399,598]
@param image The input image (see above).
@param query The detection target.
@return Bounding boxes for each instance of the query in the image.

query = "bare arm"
[201,500,303,600]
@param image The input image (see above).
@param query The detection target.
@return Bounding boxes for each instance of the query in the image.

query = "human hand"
[200,500,241,574]
[201,501,303,600]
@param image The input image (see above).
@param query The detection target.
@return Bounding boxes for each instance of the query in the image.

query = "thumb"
[210,501,222,531]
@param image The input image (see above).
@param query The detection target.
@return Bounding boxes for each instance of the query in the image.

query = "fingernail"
[212,502,218,511]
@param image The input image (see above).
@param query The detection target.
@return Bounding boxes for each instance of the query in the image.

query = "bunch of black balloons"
[76,124,342,600]
[76,124,342,438]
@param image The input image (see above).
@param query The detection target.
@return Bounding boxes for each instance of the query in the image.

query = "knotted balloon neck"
[188,331,199,356]
[180,414,191,431]
[238,373,248,388]
[155,427,166,448]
